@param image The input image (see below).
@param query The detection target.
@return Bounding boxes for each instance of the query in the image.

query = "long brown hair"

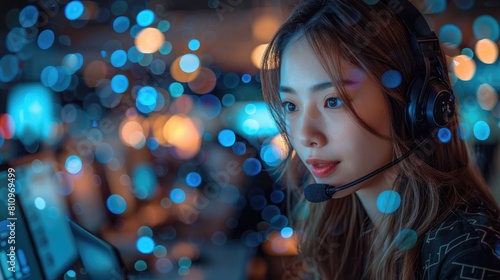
[260,0,499,279]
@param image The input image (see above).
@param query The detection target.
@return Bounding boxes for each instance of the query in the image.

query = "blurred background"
[0,0,498,279]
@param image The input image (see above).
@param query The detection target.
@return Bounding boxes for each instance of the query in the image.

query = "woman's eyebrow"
[279,82,334,95]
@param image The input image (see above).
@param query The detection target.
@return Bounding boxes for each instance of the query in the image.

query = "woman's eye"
[282,101,297,112]
[325,97,343,109]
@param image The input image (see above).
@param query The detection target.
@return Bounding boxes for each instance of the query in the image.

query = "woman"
[260,0,500,279]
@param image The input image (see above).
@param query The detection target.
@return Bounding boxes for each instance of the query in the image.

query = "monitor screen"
[0,157,79,280]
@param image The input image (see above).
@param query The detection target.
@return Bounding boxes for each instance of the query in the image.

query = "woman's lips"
[306,160,340,178]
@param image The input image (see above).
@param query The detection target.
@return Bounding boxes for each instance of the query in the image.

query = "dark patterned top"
[419,202,500,279]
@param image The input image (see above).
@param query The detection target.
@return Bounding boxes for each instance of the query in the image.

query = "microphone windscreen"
[304,184,332,203]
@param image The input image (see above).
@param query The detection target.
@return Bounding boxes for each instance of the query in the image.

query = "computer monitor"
[0,154,128,280]
[0,165,45,280]
[0,155,78,280]
[68,220,127,280]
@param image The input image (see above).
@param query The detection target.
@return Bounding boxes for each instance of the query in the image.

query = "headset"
[383,0,456,140]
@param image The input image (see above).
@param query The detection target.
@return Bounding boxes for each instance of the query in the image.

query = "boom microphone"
[304,139,427,203]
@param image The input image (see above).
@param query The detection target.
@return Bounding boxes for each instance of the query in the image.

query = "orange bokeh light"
[477,83,498,111]
[188,67,217,94]
[251,44,269,69]
[170,56,200,83]
[83,60,107,88]
[452,55,476,81]
[169,95,194,115]
[475,39,499,64]
[119,117,150,149]
[135,27,165,54]
[163,115,202,159]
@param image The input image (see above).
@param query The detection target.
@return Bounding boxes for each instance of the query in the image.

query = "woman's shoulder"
[419,201,500,279]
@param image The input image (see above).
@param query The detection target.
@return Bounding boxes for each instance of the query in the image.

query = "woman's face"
[279,37,394,198]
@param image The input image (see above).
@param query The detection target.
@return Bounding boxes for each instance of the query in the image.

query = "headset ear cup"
[405,73,426,139]
[426,77,455,129]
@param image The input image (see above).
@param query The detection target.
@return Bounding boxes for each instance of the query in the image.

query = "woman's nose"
[297,106,327,148]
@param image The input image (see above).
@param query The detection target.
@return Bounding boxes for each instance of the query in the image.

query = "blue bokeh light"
[6,28,28,52]
[458,123,471,140]
[219,185,240,204]
[8,84,55,144]
[437,127,452,143]
[137,226,153,237]
[270,190,284,204]
[134,260,147,272]
[222,94,235,107]
[395,229,418,250]
[218,129,236,147]
[153,245,167,257]
[179,54,200,73]
[454,0,474,10]
[65,155,83,174]
[0,55,19,83]
[132,164,158,200]
[245,104,257,115]
[136,86,158,114]
[242,119,260,136]
[232,141,246,156]
[95,143,114,163]
[147,138,159,150]
[261,144,283,167]
[243,158,262,176]
[110,50,127,67]
[170,188,186,204]
[439,24,463,47]
[473,15,500,41]
[65,1,85,20]
[106,194,127,214]
[186,172,202,187]
[113,16,130,33]
[158,20,170,32]
[271,215,288,230]
[262,205,280,222]
[178,257,192,268]
[197,94,222,120]
[188,39,200,51]
[381,70,402,88]
[242,74,252,83]
[38,29,55,50]
[473,121,490,141]
[159,41,172,55]
[62,53,84,73]
[376,190,401,214]
[281,227,293,238]
[65,270,76,278]
[128,46,144,63]
[129,24,144,38]
[137,9,155,27]
[111,74,129,93]
[169,82,184,97]
[19,6,39,28]
[136,236,155,254]
[34,197,46,210]
[155,258,173,274]
[461,48,474,58]
[223,73,240,89]
[150,59,166,75]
